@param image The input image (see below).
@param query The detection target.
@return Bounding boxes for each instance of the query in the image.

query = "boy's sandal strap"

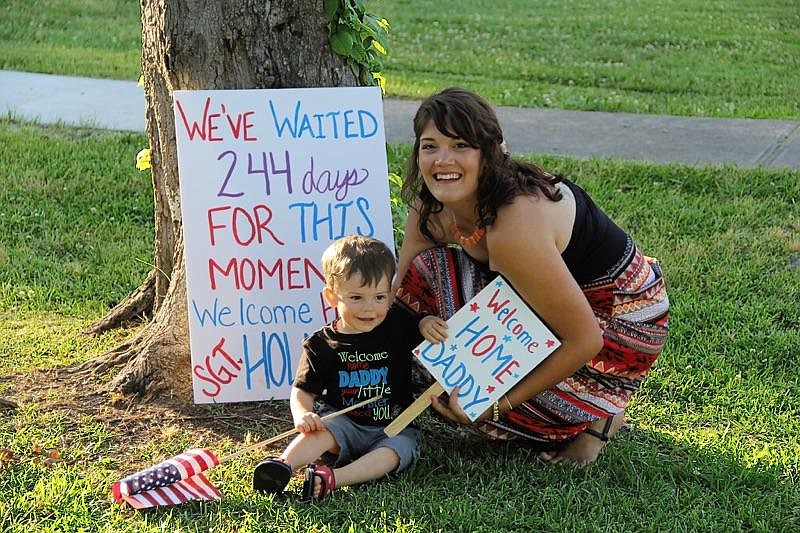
[301,464,336,501]
[583,417,614,442]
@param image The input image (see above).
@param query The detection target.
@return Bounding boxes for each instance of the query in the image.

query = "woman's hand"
[430,386,492,425]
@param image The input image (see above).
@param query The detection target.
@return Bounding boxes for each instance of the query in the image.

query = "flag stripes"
[113,448,221,509]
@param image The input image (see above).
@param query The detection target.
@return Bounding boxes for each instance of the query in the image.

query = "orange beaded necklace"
[450,212,485,247]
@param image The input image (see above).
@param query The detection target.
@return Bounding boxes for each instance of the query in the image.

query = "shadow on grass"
[2,366,797,531]
[100,413,798,532]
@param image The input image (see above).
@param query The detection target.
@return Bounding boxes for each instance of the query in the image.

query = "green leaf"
[329,28,355,56]
[323,0,339,20]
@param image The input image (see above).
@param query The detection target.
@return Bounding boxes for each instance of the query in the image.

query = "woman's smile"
[418,120,482,207]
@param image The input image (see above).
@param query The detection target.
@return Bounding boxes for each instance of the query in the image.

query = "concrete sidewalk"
[2,70,798,169]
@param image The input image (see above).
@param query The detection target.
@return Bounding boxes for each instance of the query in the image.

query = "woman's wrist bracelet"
[491,401,500,422]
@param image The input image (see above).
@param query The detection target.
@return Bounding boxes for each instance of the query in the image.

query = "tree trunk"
[82,0,360,401]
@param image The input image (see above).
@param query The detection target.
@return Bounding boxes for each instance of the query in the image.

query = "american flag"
[112,448,221,509]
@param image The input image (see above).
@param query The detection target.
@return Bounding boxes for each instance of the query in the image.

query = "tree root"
[73,306,191,403]
[83,270,157,335]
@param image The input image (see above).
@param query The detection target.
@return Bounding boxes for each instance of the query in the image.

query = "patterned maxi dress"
[395,238,669,448]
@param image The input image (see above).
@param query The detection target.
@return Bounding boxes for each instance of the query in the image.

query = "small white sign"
[413,276,561,421]
[173,87,394,404]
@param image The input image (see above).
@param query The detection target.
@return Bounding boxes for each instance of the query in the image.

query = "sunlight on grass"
[1,0,799,118]
[1,120,797,531]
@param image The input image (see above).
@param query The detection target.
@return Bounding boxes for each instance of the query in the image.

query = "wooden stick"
[217,394,382,464]
[383,382,445,437]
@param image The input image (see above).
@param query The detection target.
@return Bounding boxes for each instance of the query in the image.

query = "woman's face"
[417,120,482,208]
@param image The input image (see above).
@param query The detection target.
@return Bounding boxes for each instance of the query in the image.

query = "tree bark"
[82,0,360,400]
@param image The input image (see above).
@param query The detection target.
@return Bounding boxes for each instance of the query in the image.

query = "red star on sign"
[414,348,420,355]
[546,339,555,348]
[469,302,480,312]
[486,385,495,393]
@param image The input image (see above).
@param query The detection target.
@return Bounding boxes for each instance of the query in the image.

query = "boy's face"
[323,273,391,334]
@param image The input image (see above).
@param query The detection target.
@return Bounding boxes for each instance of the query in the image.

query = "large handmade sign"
[173,87,394,404]
[414,276,561,421]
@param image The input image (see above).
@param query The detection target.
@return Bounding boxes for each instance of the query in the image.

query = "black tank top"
[560,180,629,284]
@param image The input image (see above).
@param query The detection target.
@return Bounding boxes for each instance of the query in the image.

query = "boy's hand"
[293,411,324,433]
[419,315,448,343]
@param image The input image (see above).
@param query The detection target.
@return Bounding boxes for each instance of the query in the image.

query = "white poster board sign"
[173,87,394,404]
[414,276,561,421]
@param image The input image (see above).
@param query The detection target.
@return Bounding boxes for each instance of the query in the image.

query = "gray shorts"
[319,404,421,473]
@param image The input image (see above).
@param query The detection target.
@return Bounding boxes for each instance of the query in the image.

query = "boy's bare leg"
[539,411,626,465]
[279,429,340,470]
[310,446,400,499]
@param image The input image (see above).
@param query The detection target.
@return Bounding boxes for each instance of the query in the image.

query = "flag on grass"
[112,448,221,509]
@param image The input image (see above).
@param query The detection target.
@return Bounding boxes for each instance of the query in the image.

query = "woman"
[393,88,669,464]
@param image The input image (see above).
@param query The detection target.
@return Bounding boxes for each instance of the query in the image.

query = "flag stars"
[546,339,555,348]
[469,302,479,312]
[503,335,512,342]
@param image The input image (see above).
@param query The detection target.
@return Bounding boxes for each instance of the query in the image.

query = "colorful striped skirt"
[395,240,669,447]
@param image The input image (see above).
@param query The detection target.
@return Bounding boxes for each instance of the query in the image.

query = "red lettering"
[232,206,256,246]
[207,111,223,141]
[208,257,323,291]
[320,291,337,323]
[224,103,243,138]
[193,338,242,398]
[253,204,285,245]
[485,288,510,315]
[176,97,212,141]
[243,111,257,141]
[304,258,325,287]
[175,98,258,142]
[471,334,497,356]
[239,258,256,290]
[207,205,231,245]
[494,360,520,385]
[287,257,303,289]
[208,204,285,247]
[501,307,517,325]
[209,257,238,290]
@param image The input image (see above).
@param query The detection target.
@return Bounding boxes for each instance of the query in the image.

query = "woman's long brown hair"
[402,87,563,243]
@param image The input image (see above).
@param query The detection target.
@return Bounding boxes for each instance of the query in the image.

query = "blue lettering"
[455,315,490,347]
[357,109,378,138]
[191,298,234,327]
[481,344,514,375]
[243,331,292,389]
[355,196,374,236]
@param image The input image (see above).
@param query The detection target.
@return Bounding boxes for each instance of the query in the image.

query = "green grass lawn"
[1,0,799,119]
[1,119,798,531]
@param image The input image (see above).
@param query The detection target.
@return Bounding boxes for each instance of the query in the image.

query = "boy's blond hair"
[321,236,396,289]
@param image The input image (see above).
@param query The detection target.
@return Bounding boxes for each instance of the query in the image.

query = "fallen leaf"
[47,449,62,460]
[0,448,14,463]
[32,444,43,454]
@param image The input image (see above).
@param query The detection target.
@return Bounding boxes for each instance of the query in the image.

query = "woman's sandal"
[583,416,614,442]
[252,458,292,494]
[301,463,335,501]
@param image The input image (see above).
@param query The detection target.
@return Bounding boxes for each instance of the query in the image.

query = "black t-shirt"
[293,306,422,427]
